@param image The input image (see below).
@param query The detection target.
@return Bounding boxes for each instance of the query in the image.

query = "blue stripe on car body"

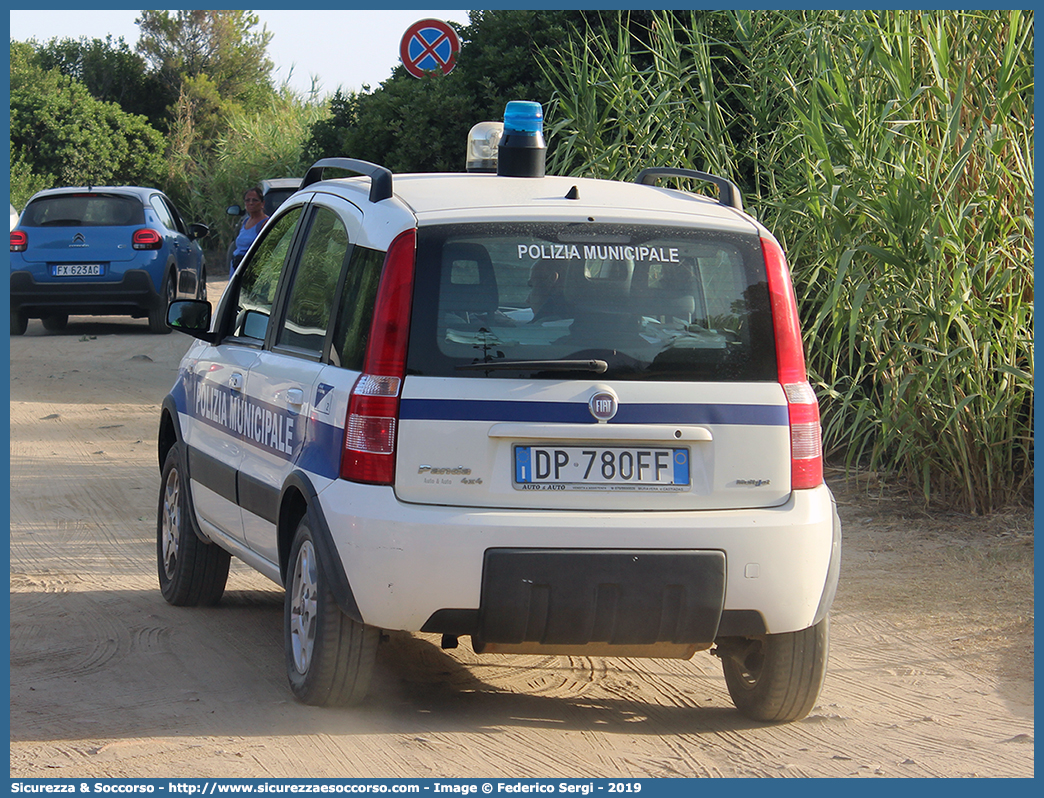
[399,398,788,426]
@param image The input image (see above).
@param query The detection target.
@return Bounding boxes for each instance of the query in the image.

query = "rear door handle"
[286,388,304,408]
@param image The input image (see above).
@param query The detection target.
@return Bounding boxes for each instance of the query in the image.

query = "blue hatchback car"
[9,186,209,335]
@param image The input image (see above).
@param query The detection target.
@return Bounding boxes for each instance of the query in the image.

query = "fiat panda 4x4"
[157,102,841,723]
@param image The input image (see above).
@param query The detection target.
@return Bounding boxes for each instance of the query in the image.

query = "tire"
[157,445,230,606]
[285,517,380,706]
[719,617,828,723]
[10,309,27,336]
[41,313,68,332]
[148,271,176,334]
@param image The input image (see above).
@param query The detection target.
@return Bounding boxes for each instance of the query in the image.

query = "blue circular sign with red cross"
[400,18,461,78]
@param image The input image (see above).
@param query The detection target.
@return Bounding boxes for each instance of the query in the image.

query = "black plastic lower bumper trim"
[10,269,162,315]
[478,548,726,646]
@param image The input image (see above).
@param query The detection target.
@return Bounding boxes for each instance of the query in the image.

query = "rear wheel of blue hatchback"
[157,446,231,606]
[285,517,380,706]
[718,617,829,722]
[149,271,176,334]
[10,309,27,336]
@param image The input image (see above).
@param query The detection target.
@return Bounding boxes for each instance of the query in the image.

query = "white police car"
[157,101,841,722]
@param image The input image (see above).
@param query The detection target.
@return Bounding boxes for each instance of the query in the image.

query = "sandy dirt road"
[9,298,1034,779]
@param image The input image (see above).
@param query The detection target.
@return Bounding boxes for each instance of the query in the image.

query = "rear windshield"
[407,223,777,381]
[20,194,145,227]
[263,188,298,216]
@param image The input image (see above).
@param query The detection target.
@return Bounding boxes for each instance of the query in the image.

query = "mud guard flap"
[160,397,214,547]
[281,470,365,624]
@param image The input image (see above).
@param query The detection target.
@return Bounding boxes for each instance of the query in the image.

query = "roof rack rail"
[302,158,393,203]
[635,167,742,212]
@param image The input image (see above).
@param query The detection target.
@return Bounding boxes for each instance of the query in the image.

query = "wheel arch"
[811,494,843,626]
[157,396,214,546]
[279,470,365,624]
[169,259,183,298]
[158,396,183,471]
[154,257,176,298]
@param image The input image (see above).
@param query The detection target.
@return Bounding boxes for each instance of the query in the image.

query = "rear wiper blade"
[456,359,608,373]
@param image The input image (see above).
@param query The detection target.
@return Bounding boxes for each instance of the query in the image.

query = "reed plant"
[544,10,1033,513]
[164,84,328,252]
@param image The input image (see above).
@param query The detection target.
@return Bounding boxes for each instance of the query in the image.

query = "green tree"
[10,154,55,211]
[32,34,173,131]
[304,77,474,172]
[135,10,276,145]
[9,44,166,199]
[8,40,39,90]
[452,10,587,122]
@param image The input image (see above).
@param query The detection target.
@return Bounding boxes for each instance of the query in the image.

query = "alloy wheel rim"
[161,467,180,579]
[289,539,319,674]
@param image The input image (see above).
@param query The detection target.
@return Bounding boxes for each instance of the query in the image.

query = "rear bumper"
[316,481,840,638]
[10,269,163,317]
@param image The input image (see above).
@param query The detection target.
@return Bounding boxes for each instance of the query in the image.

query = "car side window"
[331,245,385,370]
[232,207,303,341]
[275,207,350,355]
[161,195,188,234]
[149,196,176,232]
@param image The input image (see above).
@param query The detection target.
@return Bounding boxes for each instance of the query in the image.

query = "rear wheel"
[149,272,175,334]
[718,617,828,723]
[10,310,27,336]
[41,313,68,332]
[157,445,230,606]
[285,517,380,706]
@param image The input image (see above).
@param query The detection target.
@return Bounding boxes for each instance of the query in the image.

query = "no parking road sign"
[400,18,461,78]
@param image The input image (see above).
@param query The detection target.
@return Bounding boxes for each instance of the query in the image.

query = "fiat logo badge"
[589,391,618,422]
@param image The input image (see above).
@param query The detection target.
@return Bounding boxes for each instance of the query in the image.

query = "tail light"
[132,228,163,250]
[762,235,823,490]
[341,230,417,485]
[10,230,27,252]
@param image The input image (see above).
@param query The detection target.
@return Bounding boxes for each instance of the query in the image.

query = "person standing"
[230,186,269,276]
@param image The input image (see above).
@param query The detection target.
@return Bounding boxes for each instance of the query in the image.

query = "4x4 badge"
[589,390,618,422]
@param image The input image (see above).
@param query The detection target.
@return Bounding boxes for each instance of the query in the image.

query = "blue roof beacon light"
[497,100,546,178]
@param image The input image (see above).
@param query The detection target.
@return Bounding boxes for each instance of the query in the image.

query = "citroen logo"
[588,390,618,422]
[71,233,87,246]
